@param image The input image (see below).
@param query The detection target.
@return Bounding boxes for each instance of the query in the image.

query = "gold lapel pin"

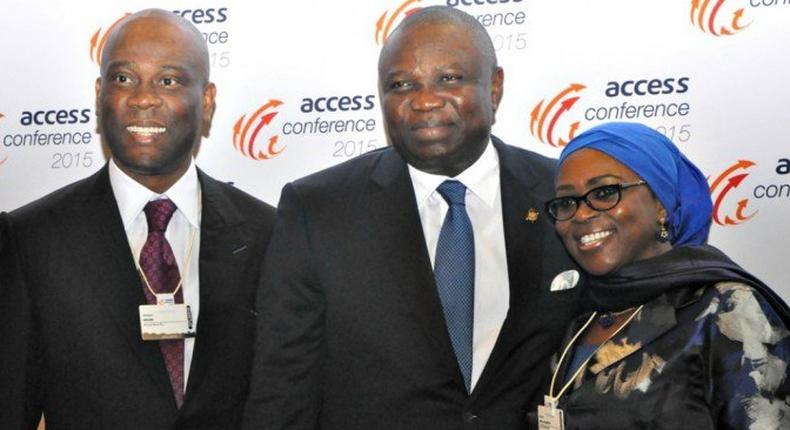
[525,208,539,223]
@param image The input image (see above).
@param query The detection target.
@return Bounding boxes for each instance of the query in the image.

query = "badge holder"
[139,301,195,340]
[537,395,564,430]
[136,223,199,341]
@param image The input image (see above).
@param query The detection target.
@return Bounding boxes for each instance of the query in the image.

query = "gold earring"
[656,217,670,243]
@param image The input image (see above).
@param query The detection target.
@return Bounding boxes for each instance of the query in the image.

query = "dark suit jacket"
[0,165,275,430]
[242,137,581,429]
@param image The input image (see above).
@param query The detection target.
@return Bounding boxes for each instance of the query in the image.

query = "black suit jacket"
[0,165,275,430]
[242,137,581,429]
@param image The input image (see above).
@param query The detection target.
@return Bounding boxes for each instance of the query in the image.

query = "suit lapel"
[366,149,466,388]
[472,138,551,395]
[183,171,248,402]
[81,166,175,404]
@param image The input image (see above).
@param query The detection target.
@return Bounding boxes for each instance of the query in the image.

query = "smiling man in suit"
[243,6,580,429]
[0,9,275,429]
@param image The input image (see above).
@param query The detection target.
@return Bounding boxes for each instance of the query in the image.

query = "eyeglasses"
[545,181,647,222]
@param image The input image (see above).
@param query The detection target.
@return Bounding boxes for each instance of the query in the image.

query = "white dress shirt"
[407,140,510,391]
[108,158,202,390]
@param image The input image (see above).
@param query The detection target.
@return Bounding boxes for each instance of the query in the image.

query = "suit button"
[463,411,478,423]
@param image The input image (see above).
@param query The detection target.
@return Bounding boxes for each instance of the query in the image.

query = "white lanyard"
[548,305,645,401]
[537,305,644,430]
[136,225,198,302]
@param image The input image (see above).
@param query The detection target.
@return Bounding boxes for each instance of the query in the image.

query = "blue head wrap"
[557,122,712,246]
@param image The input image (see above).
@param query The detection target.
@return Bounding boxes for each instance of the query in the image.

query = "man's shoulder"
[200,171,274,212]
[492,136,559,200]
[493,136,558,177]
[290,146,395,193]
[198,170,276,230]
[8,169,103,225]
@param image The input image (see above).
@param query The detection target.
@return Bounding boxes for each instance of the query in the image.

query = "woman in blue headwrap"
[531,122,790,429]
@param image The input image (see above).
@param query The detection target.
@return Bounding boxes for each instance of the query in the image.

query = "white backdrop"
[1,0,788,297]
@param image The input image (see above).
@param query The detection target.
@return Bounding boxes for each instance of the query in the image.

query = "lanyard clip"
[544,395,559,414]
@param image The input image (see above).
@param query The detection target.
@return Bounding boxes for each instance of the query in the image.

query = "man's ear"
[94,77,102,134]
[201,82,217,138]
[491,66,504,115]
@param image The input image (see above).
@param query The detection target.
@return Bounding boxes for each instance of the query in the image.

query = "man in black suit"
[0,9,275,429]
[243,6,580,429]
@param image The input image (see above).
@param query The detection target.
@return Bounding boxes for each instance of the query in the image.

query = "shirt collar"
[108,158,201,230]
[408,138,499,208]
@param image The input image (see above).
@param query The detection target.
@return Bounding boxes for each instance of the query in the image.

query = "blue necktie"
[434,179,475,392]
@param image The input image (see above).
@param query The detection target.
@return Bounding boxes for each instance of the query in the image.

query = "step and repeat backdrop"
[1,0,788,296]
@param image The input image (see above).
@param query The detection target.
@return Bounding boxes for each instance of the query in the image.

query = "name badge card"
[537,396,564,430]
[139,304,195,340]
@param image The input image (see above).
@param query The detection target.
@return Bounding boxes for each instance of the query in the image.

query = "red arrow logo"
[691,0,751,37]
[710,160,757,226]
[536,83,585,142]
[530,83,585,146]
[233,100,285,161]
[239,99,283,151]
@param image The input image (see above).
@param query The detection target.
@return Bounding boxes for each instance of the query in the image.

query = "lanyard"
[548,305,644,402]
[137,225,198,299]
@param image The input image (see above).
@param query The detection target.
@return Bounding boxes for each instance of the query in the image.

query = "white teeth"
[126,126,165,135]
[579,230,613,246]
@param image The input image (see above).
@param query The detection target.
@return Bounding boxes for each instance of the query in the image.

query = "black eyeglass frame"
[545,180,648,222]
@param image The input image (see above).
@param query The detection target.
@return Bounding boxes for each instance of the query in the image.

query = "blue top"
[564,343,598,384]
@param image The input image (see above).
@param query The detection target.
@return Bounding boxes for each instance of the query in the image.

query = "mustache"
[410,119,454,130]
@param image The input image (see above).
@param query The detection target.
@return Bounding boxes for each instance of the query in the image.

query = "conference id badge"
[139,303,195,340]
[537,396,564,430]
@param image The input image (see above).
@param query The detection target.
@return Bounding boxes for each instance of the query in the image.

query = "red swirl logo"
[709,159,758,225]
[529,83,586,147]
[232,100,285,161]
[690,0,752,37]
[90,14,131,65]
[375,0,423,46]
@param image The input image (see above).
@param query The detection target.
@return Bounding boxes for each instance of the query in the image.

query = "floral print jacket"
[533,281,790,430]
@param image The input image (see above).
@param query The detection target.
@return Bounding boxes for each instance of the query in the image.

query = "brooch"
[525,208,539,223]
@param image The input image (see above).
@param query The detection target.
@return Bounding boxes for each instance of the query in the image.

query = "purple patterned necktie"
[139,198,185,408]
